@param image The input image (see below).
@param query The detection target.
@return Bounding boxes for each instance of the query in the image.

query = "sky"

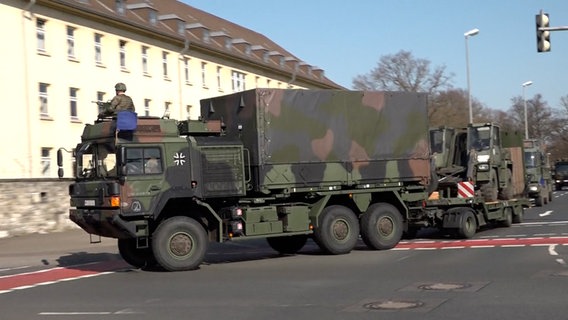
[183,0,568,111]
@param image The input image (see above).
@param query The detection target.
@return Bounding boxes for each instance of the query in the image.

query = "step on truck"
[58,89,436,271]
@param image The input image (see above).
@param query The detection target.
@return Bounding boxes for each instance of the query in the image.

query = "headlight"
[529,186,538,191]
[557,180,562,183]
[477,154,490,163]
[477,164,490,171]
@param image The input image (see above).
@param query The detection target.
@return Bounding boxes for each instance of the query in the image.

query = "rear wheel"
[480,169,498,202]
[313,205,359,255]
[498,168,513,200]
[118,238,156,268]
[360,203,403,250]
[457,210,477,239]
[152,216,208,271]
[513,208,524,224]
[267,235,308,254]
[499,207,513,228]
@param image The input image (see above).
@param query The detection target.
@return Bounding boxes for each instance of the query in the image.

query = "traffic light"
[536,12,551,52]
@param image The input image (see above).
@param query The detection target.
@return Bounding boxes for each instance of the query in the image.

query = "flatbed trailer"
[409,195,530,239]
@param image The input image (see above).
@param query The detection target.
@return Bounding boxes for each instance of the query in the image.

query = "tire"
[457,210,477,239]
[118,238,156,269]
[152,216,208,271]
[360,203,403,250]
[498,168,513,200]
[535,195,544,207]
[267,235,308,254]
[513,208,523,224]
[313,205,359,255]
[480,169,498,202]
[548,188,553,202]
[499,207,513,228]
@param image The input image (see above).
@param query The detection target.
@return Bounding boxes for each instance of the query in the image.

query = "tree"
[352,50,453,95]
[508,94,554,141]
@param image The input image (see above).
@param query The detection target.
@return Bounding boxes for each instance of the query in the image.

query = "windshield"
[468,126,491,151]
[524,151,539,168]
[430,130,444,154]
[76,142,117,179]
[555,164,568,175]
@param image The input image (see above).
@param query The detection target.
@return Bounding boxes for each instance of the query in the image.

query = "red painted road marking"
[395,236,568,250]
[0,260,130,293]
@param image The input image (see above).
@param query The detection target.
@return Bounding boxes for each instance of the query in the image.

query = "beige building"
[1,0,341,179]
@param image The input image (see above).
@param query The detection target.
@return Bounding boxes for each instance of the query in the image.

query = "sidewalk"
[0,229,118,270]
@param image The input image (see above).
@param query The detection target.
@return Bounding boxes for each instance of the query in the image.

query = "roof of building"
[40,0,343,89]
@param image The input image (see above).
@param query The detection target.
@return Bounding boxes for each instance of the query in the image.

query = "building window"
[244,44,251,56]
[144,99,151,117]
[149,11,157,25]
[255,76,260,88]
[36,18,46,52]
[186,105,192,119]
[41,148,51,177]
[116,0,125,15]
[164,102,171,118]
[225,38,232,51]
[232,71,246,92]
[217,66,222,91]
[201,62,207,88]
[266,79,271,87]
[203,30,210,43]
[184,58,190,84]
[263,52,269,63]
[39,82,49,117]
[96,91,105,113]
[119,40,127,69]
[67,26,76,59]
[177,21,185,35]
[162,51,169,78]
[142,46,149,74]
[94,33,103,64]
[70,87,79,120]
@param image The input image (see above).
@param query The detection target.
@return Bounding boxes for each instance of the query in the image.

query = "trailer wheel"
[313,205,359,255]
[360,203,403,250]
[513,208,523,224]
[457,210,477,239]
[118,238,156,269]
[267,235,308,254]
[152,216,207,271]
[499,207,513,228]
[535,195,544,207]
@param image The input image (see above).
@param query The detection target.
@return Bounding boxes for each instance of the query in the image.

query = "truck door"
[121,145,166,216]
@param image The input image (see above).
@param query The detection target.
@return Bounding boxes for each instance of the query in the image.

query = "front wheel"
[457,210,477,239]
[360,203,403,250]
[313,205,359,255]
[152,216,208,271]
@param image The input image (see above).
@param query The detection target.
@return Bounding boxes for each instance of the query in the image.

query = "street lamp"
[522,80,533,139]
[465,28,480,124]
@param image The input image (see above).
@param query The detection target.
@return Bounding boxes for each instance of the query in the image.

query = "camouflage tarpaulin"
[201,89,431,191]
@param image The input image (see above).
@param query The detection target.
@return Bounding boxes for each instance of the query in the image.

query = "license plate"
[84,199,95,206]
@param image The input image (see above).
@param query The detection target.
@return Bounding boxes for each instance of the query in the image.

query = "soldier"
[110,82,135,113]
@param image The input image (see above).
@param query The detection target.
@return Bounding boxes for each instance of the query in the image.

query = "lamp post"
[522,80,533,139]
[464,28,479,124]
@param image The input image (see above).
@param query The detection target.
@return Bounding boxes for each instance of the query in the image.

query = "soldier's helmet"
[114,82,127,92]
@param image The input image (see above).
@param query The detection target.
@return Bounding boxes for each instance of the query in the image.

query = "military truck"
[429,123,521,202]
[59,89,436,271]
[523,139,552,206]
[553,159,568,191]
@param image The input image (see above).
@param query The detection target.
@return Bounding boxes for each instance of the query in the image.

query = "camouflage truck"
[59,89,435,271]
[553,159,568,191]
[523,139,553,206]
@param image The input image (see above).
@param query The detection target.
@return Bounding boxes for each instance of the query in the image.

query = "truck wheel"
[548,189,553,202]
[313,205,359,255]
[457,210,477,239]
[498,168,513,200]
[118,238,156,269]
[267,235,308,254]
[360,203,403,250]
[152,216,207,271]
[499,207,513,228]
[535,195,544,207]
[513,209,523,224]
[480,170,498,202]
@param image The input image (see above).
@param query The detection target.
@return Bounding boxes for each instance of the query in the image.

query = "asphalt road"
[1,191,568,320]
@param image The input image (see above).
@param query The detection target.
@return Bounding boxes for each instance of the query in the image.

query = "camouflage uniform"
[110,93,135,112]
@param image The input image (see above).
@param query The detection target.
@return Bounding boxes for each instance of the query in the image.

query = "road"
[1,191,568,320]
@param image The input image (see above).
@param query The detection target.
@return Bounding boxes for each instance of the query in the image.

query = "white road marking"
[539,211,553,217]
[548,245,559,256]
